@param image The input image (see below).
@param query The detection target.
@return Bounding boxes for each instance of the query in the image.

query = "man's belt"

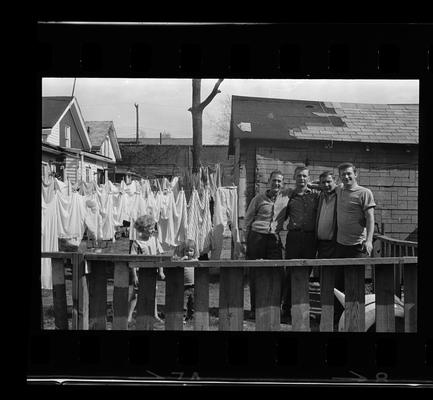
[288,228,314,233]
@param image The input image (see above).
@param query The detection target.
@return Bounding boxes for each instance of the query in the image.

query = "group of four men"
[244,162,376,319]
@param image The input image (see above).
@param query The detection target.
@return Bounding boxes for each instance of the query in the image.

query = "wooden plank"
[194,267,209,331]
[291,266,310,332]
[71,253,83,330]
[219,267,244,331]
[319,266,335,332]
[41,252,74,259]
[88,260,107,330]
[84,253,171,262]
[88,257,416,269]
[344,266,365,332]
[112,262,129,330]
[52,258,68,330]
[74,253,89,330]
[165,267,184,330]
[255,267,282,331]
[404,262,417,332]
[136,268,157,330]
[78,269,89,330]
[375,264,395,332]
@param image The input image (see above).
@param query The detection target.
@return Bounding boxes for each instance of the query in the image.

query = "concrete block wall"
[117,142,235,186]
[240,139,418,241]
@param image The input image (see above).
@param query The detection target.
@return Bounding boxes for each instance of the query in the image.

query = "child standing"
[128,215,165,324]
[172,239,198,322]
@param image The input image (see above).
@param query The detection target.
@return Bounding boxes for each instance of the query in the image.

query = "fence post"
[136,267,157,330]
[78,254,89,330]
[319,266,335,332]
[52,258,68,330]
[344,265,365,332]
[165,267,185,330]
[375,263,395,332]
[71,253,82,330]
[194,267,210,330]
[404,261,417,332]
[291,266,310,332]
[219,267,244,331]
[88,260,107,330]
[255,267,282,331]
[112,261,129,330]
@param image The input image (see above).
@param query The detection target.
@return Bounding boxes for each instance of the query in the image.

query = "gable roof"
[85,121,122,161]
[42,96,92,151]
[42,96,74,128]
[229,95,419,154]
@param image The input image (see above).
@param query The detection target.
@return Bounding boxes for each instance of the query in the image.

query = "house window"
[65,126,71,148]
[86,166,90,182]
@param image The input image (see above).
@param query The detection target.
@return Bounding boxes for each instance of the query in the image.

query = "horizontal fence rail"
[41,252,418,333]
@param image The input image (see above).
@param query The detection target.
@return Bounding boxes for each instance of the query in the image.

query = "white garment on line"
[211,186,241,260]
[187,188,212,255]
[157,190,176,248]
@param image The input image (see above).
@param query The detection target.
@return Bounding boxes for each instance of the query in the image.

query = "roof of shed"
[229,95,418,153]
[42,96,73,128]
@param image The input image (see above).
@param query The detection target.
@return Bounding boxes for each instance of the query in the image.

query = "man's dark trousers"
[282,231,317,316]
[333,242,369,328]
[246,230,282,313]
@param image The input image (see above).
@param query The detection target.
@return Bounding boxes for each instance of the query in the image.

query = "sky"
[42,78,419,144]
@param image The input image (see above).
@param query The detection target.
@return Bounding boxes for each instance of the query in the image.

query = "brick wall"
[240,139,418,241]
[117,143,235,185]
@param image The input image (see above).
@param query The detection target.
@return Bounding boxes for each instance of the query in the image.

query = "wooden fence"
[373,233,418,297]
[41,252,417,332]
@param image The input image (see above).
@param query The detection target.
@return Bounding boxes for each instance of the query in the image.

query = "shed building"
[229,95,418,241]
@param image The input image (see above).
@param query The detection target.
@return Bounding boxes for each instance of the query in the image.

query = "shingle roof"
[85,121,122,161]
[229,95,418,153]
[42,96,73,128]
[85,121,113,148]
[118,137,193,145]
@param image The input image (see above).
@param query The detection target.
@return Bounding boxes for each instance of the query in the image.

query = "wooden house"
[42,97,121,184]
[229,95,418,241]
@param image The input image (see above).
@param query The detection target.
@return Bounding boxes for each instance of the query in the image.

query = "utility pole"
[72,78,77,97]
[134,103,139,143]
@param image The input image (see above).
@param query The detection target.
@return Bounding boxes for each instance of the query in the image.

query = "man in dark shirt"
[281,166,319,319]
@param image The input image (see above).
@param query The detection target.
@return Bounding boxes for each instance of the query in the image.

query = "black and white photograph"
[40,77,419,333]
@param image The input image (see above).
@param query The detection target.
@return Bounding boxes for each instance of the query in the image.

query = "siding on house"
[59,110,85,148]
[46,123,60,146]
[64,156,79,182]
[239,139,418,241]
[100,137,116,161]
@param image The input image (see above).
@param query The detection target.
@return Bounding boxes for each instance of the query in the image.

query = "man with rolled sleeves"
[281,166,320,319]
[244,170,288,313]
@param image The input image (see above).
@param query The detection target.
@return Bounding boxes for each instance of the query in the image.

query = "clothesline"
[41,163,240,289]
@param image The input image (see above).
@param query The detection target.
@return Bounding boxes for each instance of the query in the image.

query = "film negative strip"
[29,19,433,388]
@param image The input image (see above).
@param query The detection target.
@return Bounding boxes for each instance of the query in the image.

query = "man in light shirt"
[334,162,376,301]
[335,162,376,258]
[316,171,338,258]
[244,170,288,313]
